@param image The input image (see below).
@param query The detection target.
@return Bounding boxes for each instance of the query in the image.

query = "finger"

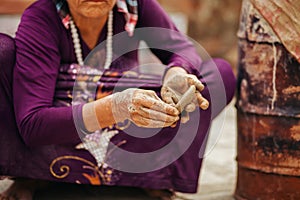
[175,85,196,113]
[133,96,179,116]
[181,111,190,124]
[139,107,179,123]
[187,75,205,91]
[161,88,176,106]
[162,95,175,106]
[145,90,161,101]
[131,113,175,128]
[161,87,180,105]
[185,103,196,113]
[167,87,181,105]
[133,89,162,102]
[171,122,177,128]
[196,92,209,110]
[195,80,205,91]
[131,113,152,127]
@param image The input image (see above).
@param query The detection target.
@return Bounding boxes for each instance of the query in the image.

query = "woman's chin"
[80,7,112,18]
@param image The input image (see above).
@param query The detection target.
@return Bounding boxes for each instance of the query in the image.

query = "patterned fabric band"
[54,64,162,107]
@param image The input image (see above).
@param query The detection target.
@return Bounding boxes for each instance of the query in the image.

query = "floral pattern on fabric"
[50,154,123,185]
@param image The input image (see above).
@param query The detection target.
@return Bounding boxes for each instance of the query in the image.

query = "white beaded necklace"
[69,11,113,69]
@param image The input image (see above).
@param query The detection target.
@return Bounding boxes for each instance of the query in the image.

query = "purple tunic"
[0,0,236,193]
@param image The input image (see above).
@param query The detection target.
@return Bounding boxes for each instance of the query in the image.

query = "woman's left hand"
[161,67,209,124]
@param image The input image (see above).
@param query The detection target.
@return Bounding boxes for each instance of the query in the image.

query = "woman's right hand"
[112,88,180,128]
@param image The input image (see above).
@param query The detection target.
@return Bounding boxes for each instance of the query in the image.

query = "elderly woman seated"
[0,0,236,199]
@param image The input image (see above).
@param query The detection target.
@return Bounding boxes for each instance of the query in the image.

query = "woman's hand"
[112,88,180,128]
[161,67,209,124]
[83,88,180,132]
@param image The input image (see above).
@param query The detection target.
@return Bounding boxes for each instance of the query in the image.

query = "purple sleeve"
[14,5,82,147]
[137,0,202,77]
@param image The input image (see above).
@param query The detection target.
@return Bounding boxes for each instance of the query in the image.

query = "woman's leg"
[0,34,44,200]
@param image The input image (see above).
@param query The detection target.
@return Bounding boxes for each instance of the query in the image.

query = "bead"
[70,11,113,69]
[74,44,81,49]
[73,38,80,43]
[75,50,82,55]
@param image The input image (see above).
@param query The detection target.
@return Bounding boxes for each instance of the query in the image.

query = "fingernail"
[171,122,177,128]
[181,117,189,124]
[174,109,179,115]
[201,101,209,110]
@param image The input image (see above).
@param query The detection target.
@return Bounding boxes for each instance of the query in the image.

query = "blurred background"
[158,0,241,73]
[0,1,241,199]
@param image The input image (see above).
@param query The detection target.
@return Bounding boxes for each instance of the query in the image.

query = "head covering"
[53,0,138,36]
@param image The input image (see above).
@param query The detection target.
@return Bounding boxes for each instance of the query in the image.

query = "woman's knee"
[200,58,236,104]
[212,58,236,104]
[199,58,236,118]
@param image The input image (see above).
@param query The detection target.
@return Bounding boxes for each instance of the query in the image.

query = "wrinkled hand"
[161,67,209,124]
[112,88,180,128]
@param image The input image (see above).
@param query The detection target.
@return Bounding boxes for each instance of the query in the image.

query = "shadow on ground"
[35,183,159,200]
